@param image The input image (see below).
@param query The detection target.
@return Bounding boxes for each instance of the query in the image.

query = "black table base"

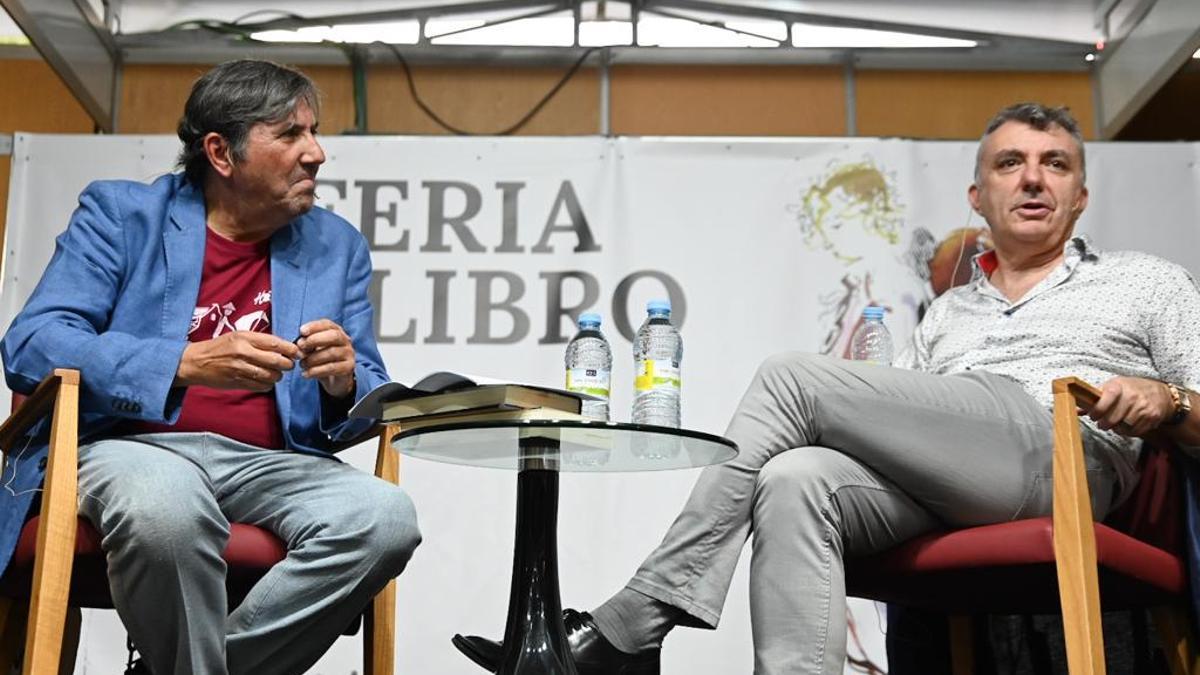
[497,467,579,674]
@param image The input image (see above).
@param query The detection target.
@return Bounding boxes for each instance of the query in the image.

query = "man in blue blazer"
[0,60,420,674]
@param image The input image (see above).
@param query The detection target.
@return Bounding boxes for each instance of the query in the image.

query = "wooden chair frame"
[0,369,402,675]
[1048,377,1197,675]
[941,377,1200,675]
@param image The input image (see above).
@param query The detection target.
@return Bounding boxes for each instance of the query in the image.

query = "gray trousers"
[76,432,422,675]
[625,353,1117,674]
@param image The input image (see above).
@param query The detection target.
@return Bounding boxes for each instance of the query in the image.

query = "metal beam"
[1094,0,1200,138]
[647,0,1087,51]
[0,0,119,132]
[117,36,1089,72]
[210,0,567,34]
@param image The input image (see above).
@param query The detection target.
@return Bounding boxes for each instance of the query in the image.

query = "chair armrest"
[0,369,79,454]
[373,425,399,485]
[1053,376,1101,410]
[1051,375,1103,539]
[328,423,401,485]
[11,369,80,674]
[1050,376,1105,673]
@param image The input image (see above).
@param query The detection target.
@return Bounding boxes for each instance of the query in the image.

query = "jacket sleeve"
[319,233,391,441]
[0,182,188,422]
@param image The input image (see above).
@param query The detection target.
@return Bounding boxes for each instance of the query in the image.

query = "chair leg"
[1152,605,1200,675]
[0,598,25,674]
[948,614,974,675]
[364,579,396,675]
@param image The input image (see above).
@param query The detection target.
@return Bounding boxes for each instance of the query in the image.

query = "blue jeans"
[76,432,421,675]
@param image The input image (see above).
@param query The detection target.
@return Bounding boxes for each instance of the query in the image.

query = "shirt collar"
[970,234,1097,281]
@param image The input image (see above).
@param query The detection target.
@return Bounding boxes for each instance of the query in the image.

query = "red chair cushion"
[0,516,286,608]
[846,516,1186,614]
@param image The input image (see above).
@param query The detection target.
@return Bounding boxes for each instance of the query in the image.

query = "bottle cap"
[647,299,671,316]
[862,306,885,320]
[578,312,601,328]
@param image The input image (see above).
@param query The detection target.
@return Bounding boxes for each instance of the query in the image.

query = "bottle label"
[634,359,681,392]
[566,368,611,398]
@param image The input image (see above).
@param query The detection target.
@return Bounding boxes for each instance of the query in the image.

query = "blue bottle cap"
[647,300,671,315]
[578,312,601,328]
[862,306,885,320]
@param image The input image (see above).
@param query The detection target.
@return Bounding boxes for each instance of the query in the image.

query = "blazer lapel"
[164,181,206,339]
[271,220,309,419]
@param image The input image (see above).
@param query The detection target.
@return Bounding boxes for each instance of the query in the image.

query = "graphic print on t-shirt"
[190,290,272,338]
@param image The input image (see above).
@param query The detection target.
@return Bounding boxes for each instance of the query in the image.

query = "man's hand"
[176,332,300,392]
[296,319,356,399]
[1086,376,1174,437]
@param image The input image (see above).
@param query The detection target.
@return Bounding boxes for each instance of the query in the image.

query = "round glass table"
[394,419,737,675]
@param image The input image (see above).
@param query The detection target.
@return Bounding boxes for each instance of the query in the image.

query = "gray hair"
[176,60,320,186]
[974,103,1086,183]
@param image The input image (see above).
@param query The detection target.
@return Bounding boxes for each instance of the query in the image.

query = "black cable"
[380,42,599,136]
[156,15,597,137]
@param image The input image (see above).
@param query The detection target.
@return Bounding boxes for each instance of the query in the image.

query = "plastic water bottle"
[850,306,893,366]
[565,313,612,421]
[632,300,683,428]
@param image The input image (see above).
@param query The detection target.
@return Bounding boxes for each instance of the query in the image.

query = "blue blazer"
[0,173,391,574]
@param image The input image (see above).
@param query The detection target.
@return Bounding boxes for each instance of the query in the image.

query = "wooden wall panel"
[120,63,356,135]
[366,64,600,135]
[610,65,845,136]
[0,59,92,133]
[119,63,205,133]
[121,62,599,136]
[0,58,93,273]
[856,70,1095,139]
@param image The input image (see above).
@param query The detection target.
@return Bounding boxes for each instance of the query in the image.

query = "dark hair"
[176,60,320,186]
[974,102,1086,182]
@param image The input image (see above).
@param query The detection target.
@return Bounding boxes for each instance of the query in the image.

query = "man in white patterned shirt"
[454,104,1200,675]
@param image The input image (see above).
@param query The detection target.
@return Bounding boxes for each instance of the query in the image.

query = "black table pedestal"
[497,462,578,674]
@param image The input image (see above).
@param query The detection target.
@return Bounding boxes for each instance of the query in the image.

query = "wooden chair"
[0,369,402,674]
[847,376,1199,675]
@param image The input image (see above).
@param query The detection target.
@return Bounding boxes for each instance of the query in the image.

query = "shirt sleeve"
[0,181,188,422]
[1144,262,1200,392]
[319,234,392,441]
[894,304,937,372]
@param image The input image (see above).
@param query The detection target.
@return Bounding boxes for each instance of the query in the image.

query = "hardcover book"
[348,371,585,421]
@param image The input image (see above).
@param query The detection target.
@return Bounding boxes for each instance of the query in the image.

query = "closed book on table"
[349,371,588,421]
[392,405,588,432]
[381,384,582,421]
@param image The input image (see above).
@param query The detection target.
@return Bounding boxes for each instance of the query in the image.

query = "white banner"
[4,133,1199,674]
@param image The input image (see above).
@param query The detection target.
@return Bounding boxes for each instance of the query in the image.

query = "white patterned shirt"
[895,235,1200,499]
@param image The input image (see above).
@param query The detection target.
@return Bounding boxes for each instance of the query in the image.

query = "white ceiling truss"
[0,0,1195,139]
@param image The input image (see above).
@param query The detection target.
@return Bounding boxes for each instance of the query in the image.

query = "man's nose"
[1019,163,1044,191]
[302,134,326,166]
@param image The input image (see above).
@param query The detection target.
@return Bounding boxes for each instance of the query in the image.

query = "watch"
[1165,382,1192,426]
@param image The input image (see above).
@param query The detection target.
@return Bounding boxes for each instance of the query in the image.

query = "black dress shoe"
[452,609,661,674]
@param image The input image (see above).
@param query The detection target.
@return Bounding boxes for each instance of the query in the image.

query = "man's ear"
[202,132,235,179]
[968,183,982,214]
[1073,185,1089,218]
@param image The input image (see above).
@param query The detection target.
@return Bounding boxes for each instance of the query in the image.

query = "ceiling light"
[638,17,778,48]
[791,23,976,49]
[580,21,633,47]
[428,16,574,46]
[251,21,419,44]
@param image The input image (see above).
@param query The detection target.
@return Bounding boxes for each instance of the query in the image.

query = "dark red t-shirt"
[130,227,285,448]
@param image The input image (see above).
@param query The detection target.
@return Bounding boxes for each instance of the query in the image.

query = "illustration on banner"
[790,157,992,358]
